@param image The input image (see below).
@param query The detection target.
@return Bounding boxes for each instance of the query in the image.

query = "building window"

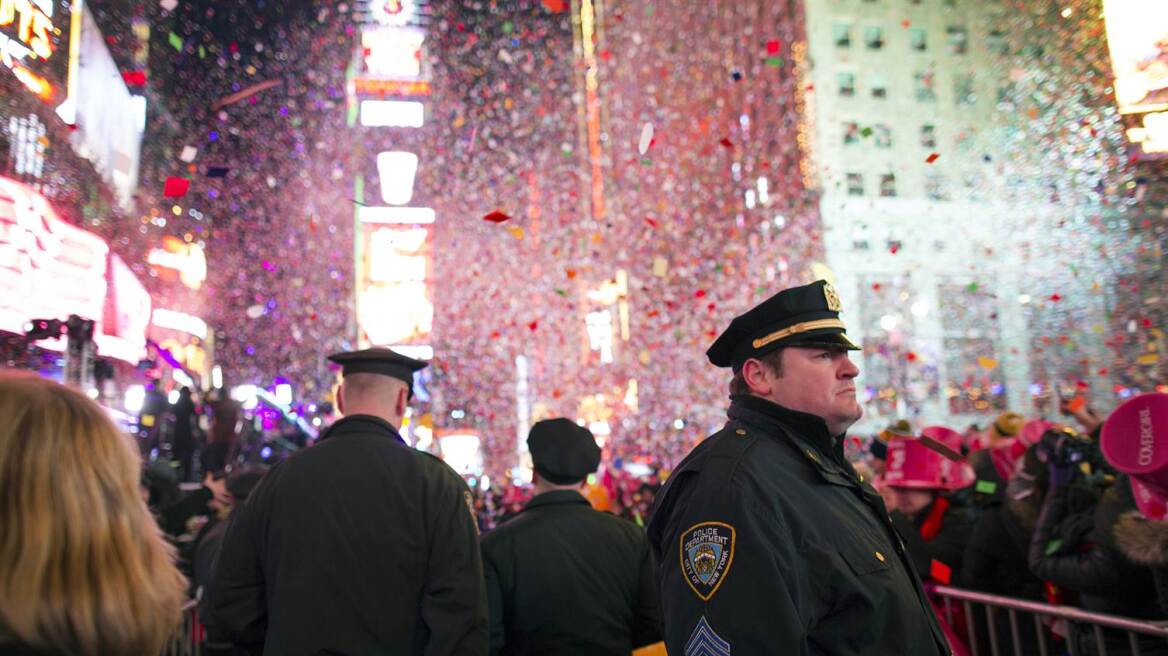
[954,73,976,106]
[870,73,888,98]
[987,26,1009,55]
[964,173,983,201]
[880,174,897,197]
[909,27,927,52]
[874,124,892,148]
[847,173,864,196]
[838,72,856,97]
[914,70,936,101]
[925,174,947,200]
[843,122,861,145]
[833,23,852,48]
[996,81,1017,105]
[946,26,968,54]
[920,124,937,148]
[864,25,885,50]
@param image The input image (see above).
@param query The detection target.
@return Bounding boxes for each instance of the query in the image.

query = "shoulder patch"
[680,521,736,601]
[685,616,731,656]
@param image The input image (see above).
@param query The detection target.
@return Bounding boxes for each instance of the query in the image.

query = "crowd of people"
[0,282,1164,656]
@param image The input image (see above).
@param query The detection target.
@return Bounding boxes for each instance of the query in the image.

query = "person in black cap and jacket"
[647,280,950,655]
[480,418,661,655]
[208,347,487,655]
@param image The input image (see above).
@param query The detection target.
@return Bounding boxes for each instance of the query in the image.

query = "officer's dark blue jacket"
[647,394,950,655]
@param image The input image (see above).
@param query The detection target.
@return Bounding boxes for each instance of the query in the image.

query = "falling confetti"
[638,122,654,155]
[163,177,190,198]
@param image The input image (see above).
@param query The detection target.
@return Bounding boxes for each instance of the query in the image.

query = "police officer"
[481,418,661,655]
[208,348,487,655]
[647,280,950,655]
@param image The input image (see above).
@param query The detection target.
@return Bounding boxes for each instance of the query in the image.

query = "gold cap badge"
[823,282,842,312]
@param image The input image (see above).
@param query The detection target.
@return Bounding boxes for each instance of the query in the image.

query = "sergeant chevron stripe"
[684,616,731,656]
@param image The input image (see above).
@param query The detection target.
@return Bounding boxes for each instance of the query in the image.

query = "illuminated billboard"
[148,236,207,290]
[71,6,145,208]
[0,176,108,337]
[98,254,150,363]
[1104,0,1168,156]
[0,176,153,362]
[1,0,79,109]
[1105,0,1168,114]
[357,223,433,346]
[361,26,425,80]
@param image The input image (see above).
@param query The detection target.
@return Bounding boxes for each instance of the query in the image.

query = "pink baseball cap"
[884,438,974,491]
[921,425,965,452]
[1020,420,1055,446]
[1101,393,1168,521]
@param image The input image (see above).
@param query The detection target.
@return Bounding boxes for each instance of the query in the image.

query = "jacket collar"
[727,394,844,467]
[523,489,590,511]
[319,414,405,445]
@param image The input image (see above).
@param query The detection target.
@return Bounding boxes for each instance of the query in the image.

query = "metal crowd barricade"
[162,599,201,656]
[932,585,1168,656]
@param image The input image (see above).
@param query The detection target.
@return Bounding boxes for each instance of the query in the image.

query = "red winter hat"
[884,437,974,491]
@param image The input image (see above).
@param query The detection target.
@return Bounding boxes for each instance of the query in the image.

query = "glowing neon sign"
[0,0,74,105]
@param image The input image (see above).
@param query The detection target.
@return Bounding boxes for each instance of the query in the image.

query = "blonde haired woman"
[0,371,187,655]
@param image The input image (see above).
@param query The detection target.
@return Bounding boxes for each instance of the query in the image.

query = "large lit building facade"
[801,0,1128,429]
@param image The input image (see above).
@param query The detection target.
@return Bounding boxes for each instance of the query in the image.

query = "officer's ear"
[335,383,346,416]
[741,357,776,396]
[394,384,408,418]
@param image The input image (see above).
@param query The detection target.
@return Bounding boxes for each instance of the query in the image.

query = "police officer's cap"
[327,347,428,390]
[527,418,601,485]
[707,280,859,371]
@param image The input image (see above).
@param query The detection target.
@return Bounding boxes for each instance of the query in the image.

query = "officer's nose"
[838,354,860,379]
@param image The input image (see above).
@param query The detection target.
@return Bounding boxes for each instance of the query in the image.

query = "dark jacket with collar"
[480,489,661,655]
[647,395,950,656]
[1028,478,1162,619]
[891,495,975,585]
[207,414,487,656]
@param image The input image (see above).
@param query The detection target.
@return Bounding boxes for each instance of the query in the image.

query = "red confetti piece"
[719,138,733,149]
[122,70,147,86]
[565,268,577,279]
[490,330,501,339]
[541,0,566,11]
[1049,293,1062,302]
[483,210,511,223]
[925,152,940,163]
[1143,318,1154,328]
[694,289,707,298]
[902,19,911,28]
[645,218,659,228]
[765,39,781,54]
[163,177,190,198]
[930,560,952,585]
[527,321,538,331]
[906,351,918,361]
[889,243,900,254]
